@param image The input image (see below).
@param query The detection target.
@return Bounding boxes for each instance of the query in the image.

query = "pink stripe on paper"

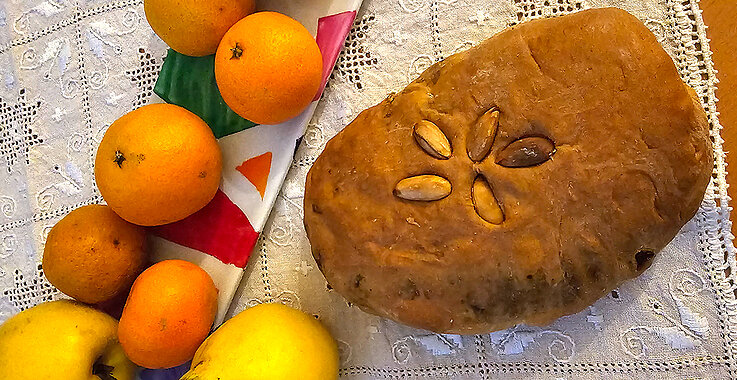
[314,11,358,100]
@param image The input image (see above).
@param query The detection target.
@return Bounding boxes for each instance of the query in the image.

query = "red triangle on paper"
[236,152,272,199]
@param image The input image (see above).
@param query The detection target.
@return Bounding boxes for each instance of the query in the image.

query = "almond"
[394,175,452,201]
[467,108,499,162]
[472,176,504,224]
[413,120,452,159]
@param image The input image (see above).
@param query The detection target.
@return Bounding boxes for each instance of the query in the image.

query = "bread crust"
[304,8,713,334]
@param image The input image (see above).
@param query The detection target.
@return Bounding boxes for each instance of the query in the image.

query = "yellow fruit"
[144,0,256,56]
[42,204,147,304]
[181,303,339,380]
[95,103,223,226]
[0,300,136,380]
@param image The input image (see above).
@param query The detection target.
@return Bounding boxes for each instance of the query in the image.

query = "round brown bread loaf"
[303,7,713,334]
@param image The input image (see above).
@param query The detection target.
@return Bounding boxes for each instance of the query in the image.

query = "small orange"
[215,12,323,125]
[42,204,147,304]
[144,0,256,57]
[118,260,218,369]
[95,103,222,226]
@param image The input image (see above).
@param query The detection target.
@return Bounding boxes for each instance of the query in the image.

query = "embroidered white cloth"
[0,0,735,379]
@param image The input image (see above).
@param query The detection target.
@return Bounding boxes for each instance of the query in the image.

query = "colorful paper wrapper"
[138,1,363,378]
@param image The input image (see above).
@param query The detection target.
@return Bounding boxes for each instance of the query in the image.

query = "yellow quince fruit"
[0,300,137,380]
[181,303,339,380]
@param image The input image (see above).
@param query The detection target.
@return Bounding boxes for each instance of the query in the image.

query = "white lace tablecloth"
[1,0,736,379]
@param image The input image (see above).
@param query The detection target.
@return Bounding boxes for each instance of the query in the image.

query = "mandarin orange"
[144,0,256,57]
[95,103,222,226]
[118,260,218,369]
[42,204,147,304]
[215,12,323,125]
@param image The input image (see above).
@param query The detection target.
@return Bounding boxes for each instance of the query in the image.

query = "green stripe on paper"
[154,49,258,139]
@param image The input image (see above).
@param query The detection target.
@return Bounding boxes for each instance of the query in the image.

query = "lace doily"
[1,0,735,379]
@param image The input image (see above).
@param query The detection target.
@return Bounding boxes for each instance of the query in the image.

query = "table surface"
[701,1,737,233]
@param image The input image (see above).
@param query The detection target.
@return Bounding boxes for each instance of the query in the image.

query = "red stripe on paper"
[314,11,358,101]
[151,190,259,268]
